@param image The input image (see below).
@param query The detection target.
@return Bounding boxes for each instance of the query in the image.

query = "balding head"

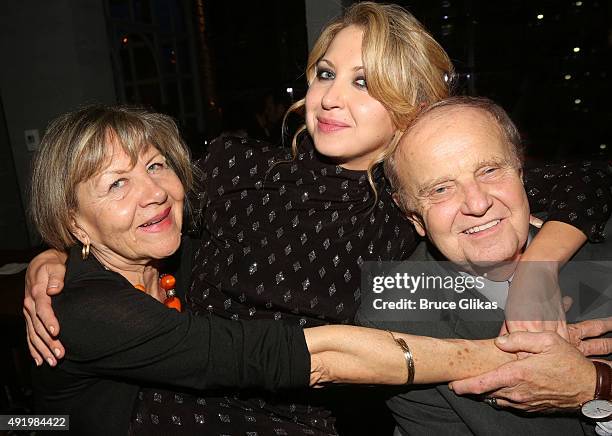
[383,97,530,269]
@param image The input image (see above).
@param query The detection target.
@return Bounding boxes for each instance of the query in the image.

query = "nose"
[459,181,492,216]
[139,174,168,207]
[321,79,345,110]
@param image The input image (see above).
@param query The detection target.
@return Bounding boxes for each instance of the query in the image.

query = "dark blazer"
[356,241,597,436]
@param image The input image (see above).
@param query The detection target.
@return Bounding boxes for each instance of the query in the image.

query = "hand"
[529,215,544,228]
[503,261,569,339]
[449,331,596,412]
[23,249,67,366]
[568,317,612,356]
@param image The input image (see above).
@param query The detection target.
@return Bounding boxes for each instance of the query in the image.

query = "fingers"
[529,215,544,229]
[449,366,515,395]
[23,308,62,366]
[503,320,568,341]
[490,397,533,412]
[571,317,612,340]
[498,322,509,337]
[490,397,552,413]
[24,311,43,366]
[29,281,61,337]
[579,337,612,356]
[46,272,65,296]
[494,331,560,354]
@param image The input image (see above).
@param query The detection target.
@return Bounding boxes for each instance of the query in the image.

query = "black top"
[129,135,609,434]
[33,241,310,435]
[189,136,611,327]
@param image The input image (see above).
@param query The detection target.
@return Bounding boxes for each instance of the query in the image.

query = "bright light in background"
[286,87,293,94]
[574,98,582,104]
[575,1,583,6]
[122,37,128,44]
[564,74,572,80]
[537,14,544,20]
[600,144,608,150]
[573,47,581,53]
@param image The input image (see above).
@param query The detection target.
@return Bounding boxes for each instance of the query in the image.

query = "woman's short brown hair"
[30,105,193,250]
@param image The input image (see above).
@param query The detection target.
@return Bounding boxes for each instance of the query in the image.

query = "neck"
[90,246,149,286]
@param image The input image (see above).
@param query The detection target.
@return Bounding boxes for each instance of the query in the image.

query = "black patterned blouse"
[132,135,611,435]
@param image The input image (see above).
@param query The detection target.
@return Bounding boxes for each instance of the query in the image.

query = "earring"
[81,242,90,260]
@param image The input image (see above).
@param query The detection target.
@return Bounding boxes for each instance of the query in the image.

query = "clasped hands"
[450,258,611,414]
[450,318,612,413]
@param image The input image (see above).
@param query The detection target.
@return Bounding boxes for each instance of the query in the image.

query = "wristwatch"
[581,361,612,421]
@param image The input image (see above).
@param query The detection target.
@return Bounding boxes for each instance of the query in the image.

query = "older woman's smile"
[138,207,173,232]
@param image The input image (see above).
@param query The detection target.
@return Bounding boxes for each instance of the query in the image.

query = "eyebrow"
[416,176,453,197]
[415,157,513,197]
[318,58,364,73]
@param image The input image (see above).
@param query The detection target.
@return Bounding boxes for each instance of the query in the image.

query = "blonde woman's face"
[305,25,395,171]
[73,140,184,268]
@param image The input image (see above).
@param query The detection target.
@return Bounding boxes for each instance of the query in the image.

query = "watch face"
[582,399,612,420]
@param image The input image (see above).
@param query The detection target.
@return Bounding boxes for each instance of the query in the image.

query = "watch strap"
[593,361,612,401]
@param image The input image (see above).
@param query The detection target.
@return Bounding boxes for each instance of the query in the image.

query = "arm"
[306,325,515,386]
[523,160,611,243]
[56,281,309,391]
[503,224,584,338]
[63,275,515,390]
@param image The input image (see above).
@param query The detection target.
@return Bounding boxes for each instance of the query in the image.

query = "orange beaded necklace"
[135,274,181,312]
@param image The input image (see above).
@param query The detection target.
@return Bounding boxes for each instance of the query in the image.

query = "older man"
[357,96,612,435]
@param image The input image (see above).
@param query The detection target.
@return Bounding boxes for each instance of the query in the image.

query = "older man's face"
[395,107,530,268]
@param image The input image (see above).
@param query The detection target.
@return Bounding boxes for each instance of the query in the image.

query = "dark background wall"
[0,0,609,250]
[0,0,115,249]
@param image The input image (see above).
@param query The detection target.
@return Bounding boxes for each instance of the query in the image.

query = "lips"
[139,207,171,229]
[317,117,350,133]
[462,219,501,235]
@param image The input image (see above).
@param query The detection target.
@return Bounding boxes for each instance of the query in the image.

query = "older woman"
[30,104,528,435]
[25,2,612,434]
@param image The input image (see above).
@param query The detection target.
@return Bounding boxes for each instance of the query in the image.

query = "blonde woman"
[25,3,611,434]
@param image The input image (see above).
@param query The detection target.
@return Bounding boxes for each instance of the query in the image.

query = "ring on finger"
[484,396,501,409]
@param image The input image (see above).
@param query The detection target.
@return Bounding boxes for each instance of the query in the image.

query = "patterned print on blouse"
[188,135,417,326]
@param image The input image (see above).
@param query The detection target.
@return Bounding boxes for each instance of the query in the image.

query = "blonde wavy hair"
[285,2,454,196]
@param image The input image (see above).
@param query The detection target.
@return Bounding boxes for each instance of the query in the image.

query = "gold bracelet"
[387,330,415,384]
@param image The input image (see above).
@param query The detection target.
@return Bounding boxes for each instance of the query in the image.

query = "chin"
[465,249,518,267]
[150,236,182,259]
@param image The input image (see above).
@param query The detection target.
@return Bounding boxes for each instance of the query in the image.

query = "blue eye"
[434,186,447,194]
[317,68,334,80]
[355,77,367,89]
[110,179,127,191]
[147,161,165,172]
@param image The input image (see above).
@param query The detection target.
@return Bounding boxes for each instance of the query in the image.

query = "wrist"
[581,361,612,420]
[593,361,612,400]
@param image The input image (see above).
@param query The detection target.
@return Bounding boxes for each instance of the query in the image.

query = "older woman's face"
[305,25,395,171]
[73,139,184,266]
